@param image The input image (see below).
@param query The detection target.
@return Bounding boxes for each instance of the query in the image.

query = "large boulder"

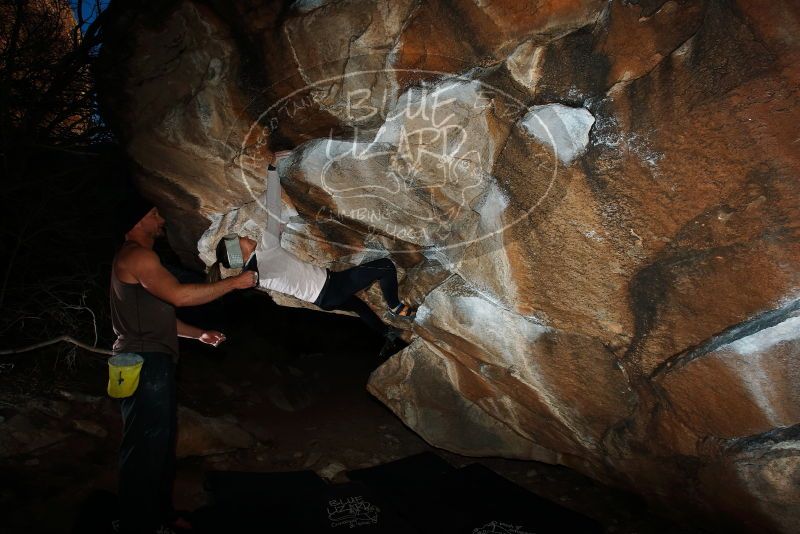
[96,0,800,530]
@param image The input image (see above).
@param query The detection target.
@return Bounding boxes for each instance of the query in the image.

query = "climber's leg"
[319,258,403,310]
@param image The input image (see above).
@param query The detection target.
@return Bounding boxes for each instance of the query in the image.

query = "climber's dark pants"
[314,258,401,335]
[118,351,177,534]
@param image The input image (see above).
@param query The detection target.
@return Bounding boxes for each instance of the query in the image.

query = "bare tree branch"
[0,334,112,356]
[0,0,116,352]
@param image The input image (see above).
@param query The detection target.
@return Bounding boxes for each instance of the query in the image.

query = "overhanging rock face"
[96,0,800,530]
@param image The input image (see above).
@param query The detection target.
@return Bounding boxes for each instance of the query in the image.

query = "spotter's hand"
[232,270,258,289]
[200,330,226,347]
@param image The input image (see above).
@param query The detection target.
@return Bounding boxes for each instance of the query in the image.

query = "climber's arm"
[263,149,294,245]
[265,163,283,240]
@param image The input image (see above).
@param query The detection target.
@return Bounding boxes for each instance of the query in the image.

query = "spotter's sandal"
[389,303,417,318]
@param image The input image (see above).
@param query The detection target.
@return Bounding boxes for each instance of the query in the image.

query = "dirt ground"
[0,292,698,533]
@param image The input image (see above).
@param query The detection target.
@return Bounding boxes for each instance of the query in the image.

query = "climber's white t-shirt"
[254,165,327,303]
[256,245,327,302]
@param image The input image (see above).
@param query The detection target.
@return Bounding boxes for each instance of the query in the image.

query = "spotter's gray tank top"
[110,247,179,361]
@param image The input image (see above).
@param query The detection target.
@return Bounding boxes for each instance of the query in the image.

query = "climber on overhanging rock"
[208,150,416,357]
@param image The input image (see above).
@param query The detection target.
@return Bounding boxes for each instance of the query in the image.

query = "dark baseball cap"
[116,191,154,238]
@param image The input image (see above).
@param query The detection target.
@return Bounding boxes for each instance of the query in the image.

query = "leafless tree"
[0,0,116,356]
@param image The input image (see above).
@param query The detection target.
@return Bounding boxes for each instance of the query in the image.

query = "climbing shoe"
[388,302,417,319]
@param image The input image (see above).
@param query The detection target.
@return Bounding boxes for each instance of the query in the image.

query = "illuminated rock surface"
[97,0,800,530]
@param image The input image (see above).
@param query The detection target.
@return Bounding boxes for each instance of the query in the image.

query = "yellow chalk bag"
[107,353,144,399]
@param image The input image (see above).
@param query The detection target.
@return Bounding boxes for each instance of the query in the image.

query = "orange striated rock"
[97,0,800,530]
[656,320,800,440]
[596,0,706,86]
